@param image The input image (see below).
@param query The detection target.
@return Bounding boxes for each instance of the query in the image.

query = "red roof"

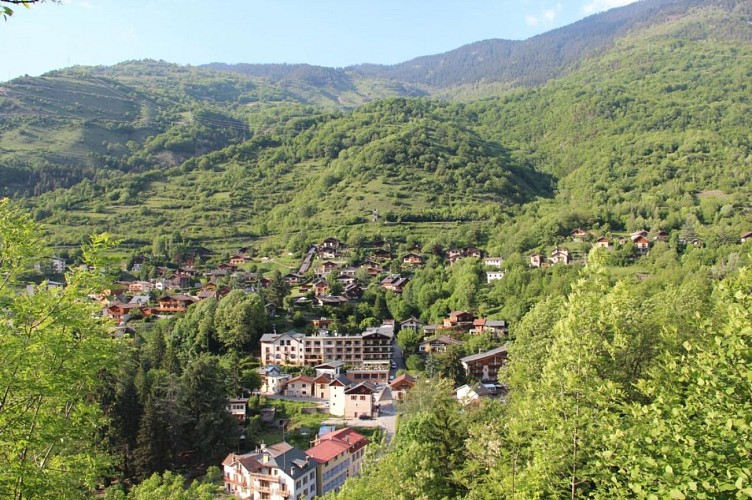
[306,439,350,463]
[306,427,370,462]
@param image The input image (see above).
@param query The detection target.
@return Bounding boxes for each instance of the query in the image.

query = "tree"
[0,200,121,498]
[396,328,423,357]
[1,0,46,21]
[177,355,238,465]
[214,290,266,351]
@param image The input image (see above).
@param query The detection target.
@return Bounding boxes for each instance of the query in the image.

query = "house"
[344,382,377,419]
[654,230,669,242]
[317,261,339,276]
[104,303,144,323]
[464,247,483,258]
[333,274,356,286]
[222,442,317,500]
[550,247,571,265]
[595,237,611,249]
[313,279,330,297]
[227,398,249,423]
[339,266,358,278]
[570,228,588,242]
[257,365,291,395]
[154,294,198,314]
[284,376,315,398]
[229,255,248,266]
[127,281,153,294]
[381,275,409,293]
[446,248,463,260]
[530,253,546,268]
[471,319,509,337]
[455,382,494,405]
[328,375,353,417]
[631,230,649,240]
[314,295,350,307]
[343,283,364,300]
[633,235,650,254]
[460,345,509,383]
[129,255,146,273]
[321,237,342,251]
[399,316,424,333]
[442,310,475,330]
[419,335,464,354]
[313,374,333,400]
[166,273,192,290]
[371,248,392,262]
[50,256,66,274]
[284,273,306,285]
[486,271,505,283]
[260,331,306,366]
[306,428,369,496]
[402,253,424,266]
[484,257,504,268]
[741,231,752,243]
[128,295,151,306]
[390,373,416,401]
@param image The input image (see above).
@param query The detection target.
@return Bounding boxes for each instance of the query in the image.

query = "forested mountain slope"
[0,0,749,251]
[207,0,712,92]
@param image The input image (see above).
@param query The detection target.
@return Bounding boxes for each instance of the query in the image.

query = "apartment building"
[260,331,306,366]
[306,428,369,496]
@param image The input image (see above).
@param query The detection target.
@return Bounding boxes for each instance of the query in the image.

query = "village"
[28,228,752,499]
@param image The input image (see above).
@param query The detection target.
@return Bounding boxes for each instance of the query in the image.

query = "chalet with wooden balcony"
[461,344,509,383]
[153,294,198,314]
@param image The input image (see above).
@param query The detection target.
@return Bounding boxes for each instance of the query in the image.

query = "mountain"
[0,0,750,250]
[205,0,712,93]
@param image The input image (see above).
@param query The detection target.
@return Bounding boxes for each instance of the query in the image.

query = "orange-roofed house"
[306,428,369,496]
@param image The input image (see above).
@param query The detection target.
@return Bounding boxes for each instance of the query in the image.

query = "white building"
[486,271,505,283]
[222,442,317,500]
[484,257,504,268]
[260,331,306,366]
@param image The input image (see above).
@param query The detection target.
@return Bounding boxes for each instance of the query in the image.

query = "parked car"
[358,414,373,420]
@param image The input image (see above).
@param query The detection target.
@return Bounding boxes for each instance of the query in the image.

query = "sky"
[0,0,639,82]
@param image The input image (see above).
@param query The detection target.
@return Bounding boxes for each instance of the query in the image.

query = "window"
[359,395,366,401]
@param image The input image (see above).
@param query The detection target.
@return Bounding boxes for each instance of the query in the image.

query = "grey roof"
[315,361,346,369]
[232,443,313,480]
[362,324,395,339]
[330,374,353,387]
[485,320,508,328]
[460,344,509,364]
[259,331,305,343]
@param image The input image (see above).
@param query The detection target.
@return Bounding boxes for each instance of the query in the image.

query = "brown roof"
[390,373,416,389]
[287,376,315,385]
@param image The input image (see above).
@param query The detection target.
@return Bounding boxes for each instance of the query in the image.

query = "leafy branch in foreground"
[0,200,122,499]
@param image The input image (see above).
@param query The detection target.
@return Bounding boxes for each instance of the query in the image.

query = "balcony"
[223,475,248,487]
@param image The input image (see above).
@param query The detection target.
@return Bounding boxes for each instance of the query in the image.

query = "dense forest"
[2,0,752,497]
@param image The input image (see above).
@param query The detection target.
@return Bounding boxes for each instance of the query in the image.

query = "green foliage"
[0,200,122,498]
[121,470,221,499]
[396,328,423,356]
